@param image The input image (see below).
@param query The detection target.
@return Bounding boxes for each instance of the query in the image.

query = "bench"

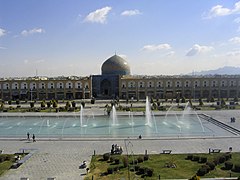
[162,150,172,154]
[209,148,221,153]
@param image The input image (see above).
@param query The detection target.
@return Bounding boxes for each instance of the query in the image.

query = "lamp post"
[124,138,133,180]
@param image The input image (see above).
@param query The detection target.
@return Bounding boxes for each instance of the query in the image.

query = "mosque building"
[0,54,240,101]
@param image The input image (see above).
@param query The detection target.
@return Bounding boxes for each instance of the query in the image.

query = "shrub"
[0,156,5,163]
[186,154,193,160]
[103,153,110,161]
[192,156,200,162]
[224,161,233,170]
[199,157,207,163]
[113,165,119,172]
[201,165,210,173]
[137,156,144,163]
[206,162,215,170]
[131,159,138,165]
[224,153,231,161]
[134,165,140,171]
[213,158,219,165]
[114,158,120,164]
[197,167,207,176]
[107,167,113,174]
[138,167,145,175]
[122,156,128,167]
[234,164,240,172]
[109,156,115,163]
[144,154,149,161]
[218,156,226,164]
[145,168,154,177]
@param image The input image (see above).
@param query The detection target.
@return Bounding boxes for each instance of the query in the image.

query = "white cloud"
[226,50,240,57]
[165,51,175,57]
[229,36,240,43]
[84,6,112,24]
[203,1,240,19]
[186,44,213,56]
[142,44,171,52]
[24,59,45,64]
[0,28,6,37]
[121,9,141,16]
[21,28,45,36]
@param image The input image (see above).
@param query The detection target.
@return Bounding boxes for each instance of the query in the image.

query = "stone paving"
[0,109,240,180]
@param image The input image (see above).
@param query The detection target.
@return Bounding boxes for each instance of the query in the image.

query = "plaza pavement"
[0,109,240,180]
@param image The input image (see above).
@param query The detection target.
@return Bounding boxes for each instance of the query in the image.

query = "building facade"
[119,75,240,100]
[0,55,240,101]
[0,76,91,101]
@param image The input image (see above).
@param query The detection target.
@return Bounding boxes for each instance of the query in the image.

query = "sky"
[0,0,240,77]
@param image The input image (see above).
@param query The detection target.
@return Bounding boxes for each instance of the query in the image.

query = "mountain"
[191,66,240,75]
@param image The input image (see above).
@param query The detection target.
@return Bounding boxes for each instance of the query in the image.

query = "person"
[32,134,36,142]
[27,132,30,141]
[139,135,142,139]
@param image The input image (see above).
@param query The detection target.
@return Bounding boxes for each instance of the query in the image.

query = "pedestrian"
[32,134,36,142]
[27,132,30,141]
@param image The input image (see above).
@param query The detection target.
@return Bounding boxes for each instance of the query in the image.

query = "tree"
[41,101,46,108]
[53,100,58,108]
[65,101,71,110]
[181,97,186,103]
[199,98,203,106]
[30,102,34,108]
[234,97,238,102]
[71,101,76,108]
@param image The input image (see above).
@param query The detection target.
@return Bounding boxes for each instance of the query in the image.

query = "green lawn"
[0,154,15,177]
[85,153,240,180]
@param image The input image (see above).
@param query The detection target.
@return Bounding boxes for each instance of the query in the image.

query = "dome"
[101,55,131,75]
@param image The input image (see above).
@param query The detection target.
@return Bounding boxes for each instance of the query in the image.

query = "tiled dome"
[101,55,130,75]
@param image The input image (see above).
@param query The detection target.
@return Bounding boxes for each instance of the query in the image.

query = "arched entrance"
[100,79,112,96]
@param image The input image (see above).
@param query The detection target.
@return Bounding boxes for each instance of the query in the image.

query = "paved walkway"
[0,109,240,180]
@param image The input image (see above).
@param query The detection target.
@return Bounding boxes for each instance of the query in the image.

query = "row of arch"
[122,79,239,88]
[0,81,89,90]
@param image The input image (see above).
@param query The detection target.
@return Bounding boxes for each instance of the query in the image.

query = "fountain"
[145,96,152,127]
[110,105,118,126]
[80,104,87,127]
[0,98,231,138]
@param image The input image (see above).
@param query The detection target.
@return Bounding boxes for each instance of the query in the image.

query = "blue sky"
[0,0,240,77]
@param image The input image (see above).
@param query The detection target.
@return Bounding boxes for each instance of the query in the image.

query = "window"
[41,83,45,89]
[212,81,216,87]
[167,81,171,88]
[221,81,225,87]
[195,81,198,87]
[203,81,207,87]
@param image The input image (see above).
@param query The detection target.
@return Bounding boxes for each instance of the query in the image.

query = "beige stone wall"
[119,75,240,100]
[0,77,92,100]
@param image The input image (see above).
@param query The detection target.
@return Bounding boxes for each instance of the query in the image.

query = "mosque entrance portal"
[100,79,112,96]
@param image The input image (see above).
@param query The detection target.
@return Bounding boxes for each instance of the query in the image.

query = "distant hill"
[191,66,240,75]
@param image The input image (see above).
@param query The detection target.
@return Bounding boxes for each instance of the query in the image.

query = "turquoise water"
[0,114,234,138]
